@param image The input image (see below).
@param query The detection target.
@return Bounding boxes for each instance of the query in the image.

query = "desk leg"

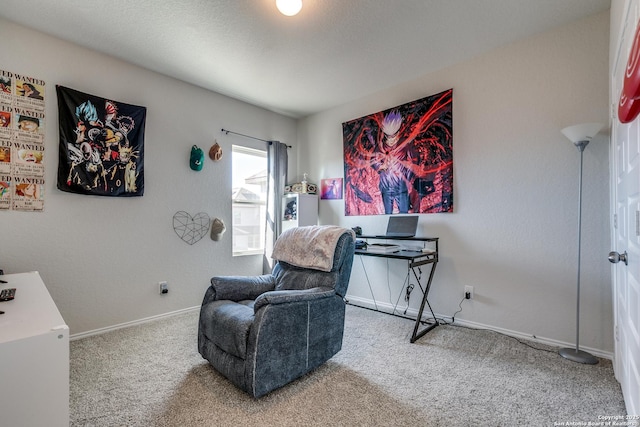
[358,255,378,311]
[410,261,438,343]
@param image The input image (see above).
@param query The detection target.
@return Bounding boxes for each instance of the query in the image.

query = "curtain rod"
[220,128,291,148]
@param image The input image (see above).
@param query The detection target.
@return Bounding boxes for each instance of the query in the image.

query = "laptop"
[376,215,419,238]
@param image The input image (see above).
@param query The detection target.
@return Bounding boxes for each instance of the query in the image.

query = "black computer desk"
[353,236,439,343]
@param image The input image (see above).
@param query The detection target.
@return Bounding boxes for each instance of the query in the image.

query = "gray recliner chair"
[198,225,355,397]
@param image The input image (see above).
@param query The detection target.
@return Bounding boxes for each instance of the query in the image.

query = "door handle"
[608,251,628,265]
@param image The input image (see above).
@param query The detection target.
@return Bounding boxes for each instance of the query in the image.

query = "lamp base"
[559,347,599,364]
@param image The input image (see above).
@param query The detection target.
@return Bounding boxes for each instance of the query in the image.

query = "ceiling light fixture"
[276,0,302,16]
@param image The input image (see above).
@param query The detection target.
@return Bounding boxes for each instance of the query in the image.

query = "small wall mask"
[211,217,226,241]
[209,142,223,161]
[190,145,204,171]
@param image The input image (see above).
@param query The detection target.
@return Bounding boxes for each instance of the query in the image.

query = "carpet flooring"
[70,305,627,426]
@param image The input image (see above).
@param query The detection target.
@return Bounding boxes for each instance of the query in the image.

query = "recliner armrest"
[207,274,276,302]
[253,287,335,312]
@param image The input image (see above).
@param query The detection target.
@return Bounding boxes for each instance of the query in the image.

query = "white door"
[612,0,640,415]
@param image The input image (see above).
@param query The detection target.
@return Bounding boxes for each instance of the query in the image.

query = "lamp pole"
[559,139,598,365]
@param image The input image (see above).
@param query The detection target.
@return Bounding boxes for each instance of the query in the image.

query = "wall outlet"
[159,281,168,295]
[465,285,474,299]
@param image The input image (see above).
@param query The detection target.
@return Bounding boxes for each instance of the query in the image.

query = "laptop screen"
[386,216,419,236]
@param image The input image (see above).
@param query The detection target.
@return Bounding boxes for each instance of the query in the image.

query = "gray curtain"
[263,141,288,273]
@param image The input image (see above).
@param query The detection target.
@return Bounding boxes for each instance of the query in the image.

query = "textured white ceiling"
[0,0,611,118]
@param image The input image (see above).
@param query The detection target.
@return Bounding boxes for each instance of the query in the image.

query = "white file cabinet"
[0,271,69,427]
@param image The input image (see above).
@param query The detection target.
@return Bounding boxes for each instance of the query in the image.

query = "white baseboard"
[72,297,614,361]
[70,306,200,341]
[345,295,613,360]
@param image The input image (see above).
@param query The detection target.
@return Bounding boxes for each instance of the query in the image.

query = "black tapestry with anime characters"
[56,85,145,197]
[342,89,453,215]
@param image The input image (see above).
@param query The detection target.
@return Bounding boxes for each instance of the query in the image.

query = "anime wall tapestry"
[56,85,145,197]
[342,89,453,216]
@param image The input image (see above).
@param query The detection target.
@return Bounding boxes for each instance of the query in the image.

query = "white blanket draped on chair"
[272,225,355,272]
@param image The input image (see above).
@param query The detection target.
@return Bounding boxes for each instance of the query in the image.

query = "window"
[232,145,267,256]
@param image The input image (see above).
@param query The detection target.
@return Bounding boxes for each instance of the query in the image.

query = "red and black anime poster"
[56,85,145,197]
[342,89,453,216]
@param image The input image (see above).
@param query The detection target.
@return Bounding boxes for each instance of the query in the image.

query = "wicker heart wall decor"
[173,211,210,245]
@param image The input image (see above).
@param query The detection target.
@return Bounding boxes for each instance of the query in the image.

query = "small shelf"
[282,193,318,231]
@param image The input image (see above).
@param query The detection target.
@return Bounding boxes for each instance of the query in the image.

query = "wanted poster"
[0,70,12,105]
[12,176,44,211]
[0,174,10,210]
[14,74,45,112]
[0,136,10,175]
[0,103,11,136]
[13,141,44,177]
[0,69,46,211]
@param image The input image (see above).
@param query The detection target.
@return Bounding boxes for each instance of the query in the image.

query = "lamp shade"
[561,123,603,143]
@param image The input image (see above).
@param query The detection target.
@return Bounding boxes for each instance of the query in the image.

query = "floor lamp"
[559,122,603,365]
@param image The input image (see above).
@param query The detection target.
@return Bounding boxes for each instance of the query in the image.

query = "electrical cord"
[405,283,414,302]
[420,296,557,355]
[447,296,466,324]
[448,323,558,354]
[403,283,414,315]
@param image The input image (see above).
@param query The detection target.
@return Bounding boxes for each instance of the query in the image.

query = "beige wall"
[297,11,613,354]
[0,17,297,334]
